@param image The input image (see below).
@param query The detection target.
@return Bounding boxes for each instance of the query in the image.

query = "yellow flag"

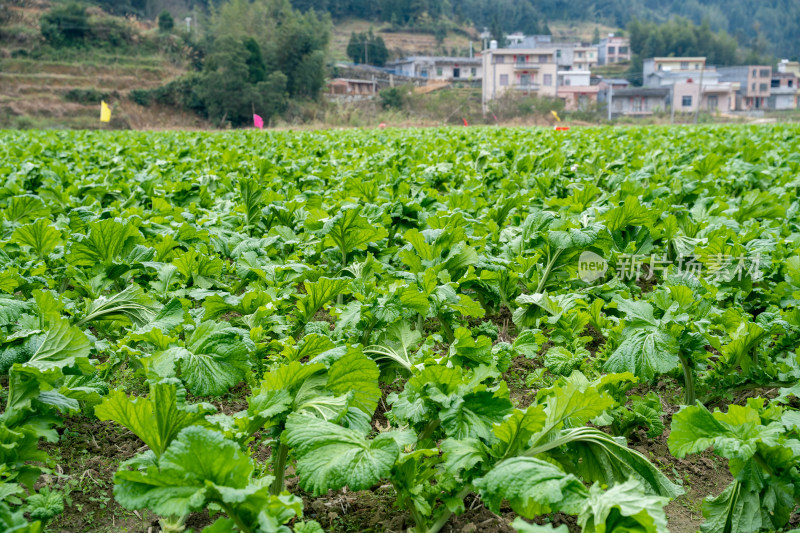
[100,101,111,123]
[551,110,561,122]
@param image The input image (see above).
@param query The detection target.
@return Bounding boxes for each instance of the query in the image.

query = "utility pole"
[607,83,612,121]
[670,85,675,123]
[694,64,705,124]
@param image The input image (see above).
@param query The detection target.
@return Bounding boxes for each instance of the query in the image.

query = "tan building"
[481,47,559,109]
[671,80,735,113]
[778,59,800,76]
[644,57,707,84]
[327,78,378,97]
[572,46,598,70]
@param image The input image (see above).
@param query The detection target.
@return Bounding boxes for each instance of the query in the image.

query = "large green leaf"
[284,414,400,496]
[295,277,351,325]
[114,426,253,516]
[21,318,92,375]
[604,328,679,381]
[11,219,62,258]
[473,457,588,517]
[577,479,670,533]
[325,349,380,415]
[322,206,387,265]
[68,218,139,266]
[95,379,213,457]
[77,284,158,327]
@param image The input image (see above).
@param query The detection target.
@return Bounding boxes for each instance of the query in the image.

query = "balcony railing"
[512,62,545,69]
[514,84,541,91]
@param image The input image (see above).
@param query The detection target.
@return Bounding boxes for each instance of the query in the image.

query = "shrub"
[64,88,108,104]
[379,86,410,110]
[88,15,134,48]
[40,3,90,46]
[158,10,174,33]
[129,89,151,107]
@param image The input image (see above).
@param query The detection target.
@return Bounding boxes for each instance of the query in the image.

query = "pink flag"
[253,114,264,129]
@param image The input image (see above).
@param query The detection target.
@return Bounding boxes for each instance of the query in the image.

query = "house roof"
[649,57,707,62]
[388,56,481,66]
[604,78,630,85]
[329,78,378,85]
[610,87,670,97]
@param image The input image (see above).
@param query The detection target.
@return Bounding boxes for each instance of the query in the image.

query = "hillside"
[0,55,205,129]
[330,19,478,61]
[0,2,204,129]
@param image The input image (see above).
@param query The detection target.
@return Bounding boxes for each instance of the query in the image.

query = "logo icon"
[578,251,607,282]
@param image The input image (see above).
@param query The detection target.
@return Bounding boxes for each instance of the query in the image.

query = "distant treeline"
[83,0,797,59]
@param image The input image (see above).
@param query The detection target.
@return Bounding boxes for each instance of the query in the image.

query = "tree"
[592,27,600,44]
[346,30,388,66]
[198,37,262,125]
[243,37,267,83]
[157,10,174,32]
[40,3,90,46]
[347,32,362,64]
[489,13,504,47]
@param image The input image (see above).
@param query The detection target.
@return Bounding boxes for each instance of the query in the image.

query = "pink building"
[558,85,600,111]
[671,79,735,113]
[598,35,631,65]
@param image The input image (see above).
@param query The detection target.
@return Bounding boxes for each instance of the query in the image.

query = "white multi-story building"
[387,56,482,81]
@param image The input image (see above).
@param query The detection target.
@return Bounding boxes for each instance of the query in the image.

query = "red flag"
[253,114,264,129]
[378,122,387,129]
[462,118,468,126]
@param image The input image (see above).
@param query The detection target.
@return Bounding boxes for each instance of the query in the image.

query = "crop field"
[2,125,800,533]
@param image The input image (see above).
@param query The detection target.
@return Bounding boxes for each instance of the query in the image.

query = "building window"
[453,68,460,78]
[495,55,505,64]
[752,83,756,91]
[619,46,628,54]
[707,95,718,110]
[420,69,428,78]
[520,74,531,87]
[576,51,583,58]
[760,83,767,91]
[565,78,571,86]
[608,46,615,54]
[682,95,692,107]
[760,69,770,77]
[516,55,525,65]
[790,80,795,88]
[436,67,443,76]
[633,98,642,112]
[752,69,757,77]
[471,67,477,76]
[539,55,547,63]
[772,79,780,88]
[543,74,552,86]
[680,61,689,69]
[556,49,562,58]
[499,74,508,86]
